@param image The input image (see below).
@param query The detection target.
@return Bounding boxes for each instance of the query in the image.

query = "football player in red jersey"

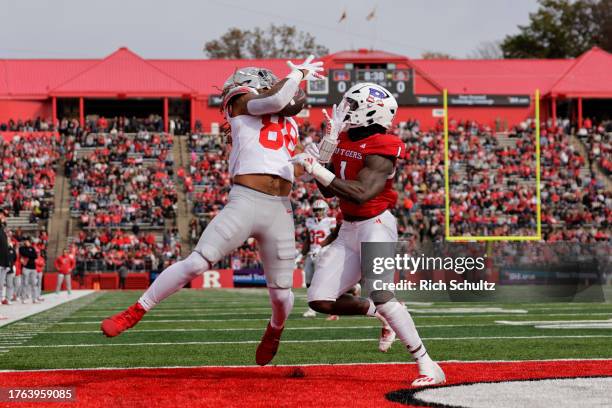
[292,83,445,386]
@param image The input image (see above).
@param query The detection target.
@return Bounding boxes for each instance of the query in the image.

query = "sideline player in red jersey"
[292,83,445,386]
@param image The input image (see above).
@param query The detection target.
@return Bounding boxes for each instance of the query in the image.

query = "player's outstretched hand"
[323,103,350,139]
[290,152,317,174]
[304,142,321,160]
[287,55,325,81]
[317,103,349,163]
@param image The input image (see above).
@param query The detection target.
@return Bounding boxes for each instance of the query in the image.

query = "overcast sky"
[1,0,539,59]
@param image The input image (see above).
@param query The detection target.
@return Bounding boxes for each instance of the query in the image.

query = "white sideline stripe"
[2,358,612,373]
[0,290,96,328]
[53,312,612,325]
[5,335,612,349]
[42,323,496,334]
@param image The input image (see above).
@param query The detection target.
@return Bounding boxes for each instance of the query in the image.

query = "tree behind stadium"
[204,24,329,59]
[501,0,612,58]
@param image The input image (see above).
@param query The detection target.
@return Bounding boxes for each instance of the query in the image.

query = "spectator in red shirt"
[54,248,75,295]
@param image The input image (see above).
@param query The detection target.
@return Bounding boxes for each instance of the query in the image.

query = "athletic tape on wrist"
[312,163,335,186]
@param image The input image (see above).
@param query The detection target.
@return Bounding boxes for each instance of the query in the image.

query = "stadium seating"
[65,130,181,274]
[0,116,609,280]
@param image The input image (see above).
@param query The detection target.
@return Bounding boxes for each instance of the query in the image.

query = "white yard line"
[3,334,612,349]
[53,312,612,325]
[41,323,497,334]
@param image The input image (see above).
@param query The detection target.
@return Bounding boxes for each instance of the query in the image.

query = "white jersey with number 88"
[227,113,299,183]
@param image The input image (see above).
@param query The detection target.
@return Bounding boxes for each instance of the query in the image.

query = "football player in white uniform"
[101,56,324,367]
[302,199,337,318]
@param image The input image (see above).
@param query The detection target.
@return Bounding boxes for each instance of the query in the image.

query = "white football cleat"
[302,308,316,318]
[411,361,446,387]
[378,326,396,352]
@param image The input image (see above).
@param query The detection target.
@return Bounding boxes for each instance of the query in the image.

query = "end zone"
[0,360,610,408]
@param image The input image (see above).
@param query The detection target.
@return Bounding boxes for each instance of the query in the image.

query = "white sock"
[374,311,391,329]
[366,298,377,317]
[268,287,294,329]
[138,252,209,311]
[376,301,429,361]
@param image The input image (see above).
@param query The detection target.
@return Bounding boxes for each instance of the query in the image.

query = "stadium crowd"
[0,117,54,132]
[183,115,610,272]
[0,135,58,221]
[577,121,612,176]
[67,133,178,228]
[0,112,609,292]
[71,228,180,274]
[64,129,182,273]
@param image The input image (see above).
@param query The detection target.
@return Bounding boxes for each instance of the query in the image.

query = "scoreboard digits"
[306,68,414,106]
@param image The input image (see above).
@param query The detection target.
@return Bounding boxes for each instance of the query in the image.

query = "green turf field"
[1,288,611,371]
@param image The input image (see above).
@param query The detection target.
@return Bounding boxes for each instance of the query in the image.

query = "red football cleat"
[100,302,146,337]
[255,322,284,366]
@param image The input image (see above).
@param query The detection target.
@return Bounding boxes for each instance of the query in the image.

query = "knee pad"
[182,252,210,278]
[268,287,294,306]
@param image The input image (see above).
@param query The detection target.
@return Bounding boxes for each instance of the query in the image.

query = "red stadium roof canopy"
[548,47,612,98]
[151,58,290,96]
[50,48,196,97]
[0,46,610,99]
[411,58,574,95]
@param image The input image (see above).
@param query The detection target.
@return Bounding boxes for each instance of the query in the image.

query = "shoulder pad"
[222,86,258,112]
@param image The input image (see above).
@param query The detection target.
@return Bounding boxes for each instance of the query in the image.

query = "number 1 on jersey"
[339,160,347,180]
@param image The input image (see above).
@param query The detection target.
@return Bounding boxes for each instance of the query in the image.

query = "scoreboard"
[208,67,531,108]
[306,68,414,106]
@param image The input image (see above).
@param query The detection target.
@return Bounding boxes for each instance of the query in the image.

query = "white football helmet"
[312,199,329,220]
[340,83,397,129]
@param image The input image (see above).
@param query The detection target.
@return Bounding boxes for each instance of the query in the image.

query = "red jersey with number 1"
[331,132,405,218]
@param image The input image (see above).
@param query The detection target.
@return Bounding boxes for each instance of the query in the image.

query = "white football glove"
[287,55,325,81]
[290,152,318,174]
[318,103,350,163]
[290,152,336,186]
[311,247,321,259]
[303,142,321,160]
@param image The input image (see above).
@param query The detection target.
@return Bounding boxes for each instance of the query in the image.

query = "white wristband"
[311,162,336,187]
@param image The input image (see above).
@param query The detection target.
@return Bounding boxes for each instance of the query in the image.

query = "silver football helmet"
[222,67,278,92]
[221,67,279,112]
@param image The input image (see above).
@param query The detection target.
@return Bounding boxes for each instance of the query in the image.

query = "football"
[279,87,306,117]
